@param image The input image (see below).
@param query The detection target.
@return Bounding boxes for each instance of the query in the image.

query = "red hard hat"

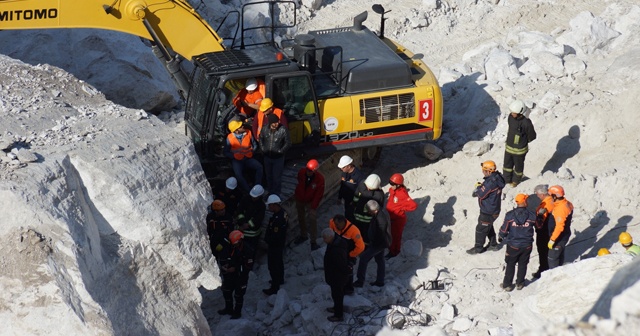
[306,159,319,171]
[229,230,244,244]
[389,173,404,185]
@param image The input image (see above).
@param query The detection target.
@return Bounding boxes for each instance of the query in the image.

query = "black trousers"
[221,273,248,310]
[548,238,569,269]
[474,213,498,250]
[503,245,532,286]
[503,152,526,183]
[330,282,346,318]
[267,245,284,288]
[535,229,550,273]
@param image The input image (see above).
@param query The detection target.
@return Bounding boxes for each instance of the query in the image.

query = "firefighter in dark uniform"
[468,160,506,254]
[498,194,536,291]
[351,174,385,243]
[206,200,234,266]
[337,155,365,223]
[218,230,255,320]
[262,194,289,295]
[235,184,266,254]
[215,177,243,218]
[503,99,536,187]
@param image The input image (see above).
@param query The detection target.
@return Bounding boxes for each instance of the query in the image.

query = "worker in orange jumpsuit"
[546,185,573,269]
[385,173,417,259]
[329,214,364,295]
[532,184,554,278]
[233,78,264,119]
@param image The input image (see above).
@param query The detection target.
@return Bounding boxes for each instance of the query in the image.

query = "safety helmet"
[306,159,320,171]
[337,155,353,169]
[619,232,633,246]
[509,99,526,114]
[515,193,528,204]
[548,185,565,198]
[245,78,258,91]
[389,173,404,185]
[259,98,274,112]
[597,248,611,256]
[228,120,243,132]
[364,174,381,190]
[250,184,265,198]
[481,160,496,172]
[225,177,238,190]
[265,194,282,205]
[229,230,244,244]
[212,200,225,211]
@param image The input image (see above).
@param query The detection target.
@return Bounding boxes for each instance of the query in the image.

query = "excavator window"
[270,74,320,146]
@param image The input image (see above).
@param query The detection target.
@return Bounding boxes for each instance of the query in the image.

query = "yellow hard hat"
[597,248,610,256]
[481,160,496,172]
[259,98,274,112]
[619,232,633,246]
[228,120,243,132]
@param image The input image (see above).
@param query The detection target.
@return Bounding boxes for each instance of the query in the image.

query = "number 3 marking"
[419,99,433,121]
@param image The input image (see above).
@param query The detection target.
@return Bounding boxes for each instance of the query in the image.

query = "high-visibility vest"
[228,131,254,160]
[256,108,284,138]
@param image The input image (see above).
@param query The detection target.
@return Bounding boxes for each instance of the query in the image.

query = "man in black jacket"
[354,200,390,288]
[503,100,536,187]
[322,228,350,322]
[262,195,289,295]
[352,174,385,243]
[337,155,365,223]
[218,230,255,319]
[206,200,233,266]
[468,160,506,255]
[235,184,266,254]
[498,194,536,291]
[259,113,291,196]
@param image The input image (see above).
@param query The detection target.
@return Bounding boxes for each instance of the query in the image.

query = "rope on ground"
[329,302,433,336]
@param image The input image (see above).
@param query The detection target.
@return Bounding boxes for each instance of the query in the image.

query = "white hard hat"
[364,174,381,190]
[509,100,526,114]
[250,184,265,198]
[245,78,258,91]
[265,194,282,205]
[226,177,238,190]
[337,155,353,169]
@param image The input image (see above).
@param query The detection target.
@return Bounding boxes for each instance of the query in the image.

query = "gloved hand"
[215,244,223,252]
[348,257,357,268]
[537,208,547,216]
[548,240,555,249]
[497,236,503,244]
[475,182,482,187]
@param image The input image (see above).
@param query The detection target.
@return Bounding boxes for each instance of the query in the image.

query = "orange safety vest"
[227,131,254,160]
[255,108,284,138]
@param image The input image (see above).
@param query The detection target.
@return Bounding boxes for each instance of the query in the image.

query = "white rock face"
[0,55,218,335]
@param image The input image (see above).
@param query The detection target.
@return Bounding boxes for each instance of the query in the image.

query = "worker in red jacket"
[385,173,417,258]
[294,159,325,250]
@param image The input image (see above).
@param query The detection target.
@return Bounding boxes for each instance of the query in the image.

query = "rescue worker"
[385,173,417,259]
[253,98,288,139]
[547,185,574,269]
[322,228,350,322]
[354,200,390,288]
[259,113,291,196]
[597,248,611,256]
[532,184,554,278]
[262,195,289,295]
[503,99,536,187]
[293,159,325,250]
[498,194,536,291]
[215,177,243,217]
[218,230,255,319]
[223,120,263,193]
[206,200,234,265]
[233,77,264,119]
[329,214,365,296]
[337,155,365,224]
[468,160,505,255]
[619,232,640,257]
[352,174,385,243]
[235,184,266,254]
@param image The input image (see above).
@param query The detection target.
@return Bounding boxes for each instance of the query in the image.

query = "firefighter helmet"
[481,160,496,172]
[229,230,244,244]
[509,99,526,114]
[548,185,565,198]
[250,184,265,198]
[364,174,381,190]
[212,200,225,211]
[225,177,238,190]
[337,155,353,169]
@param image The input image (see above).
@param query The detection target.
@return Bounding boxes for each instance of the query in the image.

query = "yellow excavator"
[0,0,442,186]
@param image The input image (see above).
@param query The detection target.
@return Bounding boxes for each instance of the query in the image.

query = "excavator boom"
[0,0,225,59]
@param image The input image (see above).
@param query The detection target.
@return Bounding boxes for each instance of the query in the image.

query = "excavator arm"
[0,0,225,60]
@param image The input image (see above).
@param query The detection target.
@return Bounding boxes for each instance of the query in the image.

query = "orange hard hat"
[481,160,496,172]
[515,194,528,204]
[229,230,244,244]
[211,200,225,211]
[306,159,319,171]
[548,185,565,198]
[389,173,404,185]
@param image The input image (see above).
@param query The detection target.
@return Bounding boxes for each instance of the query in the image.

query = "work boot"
[262,287,279,296]
[517,283,525,290]
[532,270,541,279]
[230,305,242,320]
[500,283,514,292]
[217,300,233,315]
[487,244,501,252]
[466,247,483,255]
[326,307,335,314]
[370,281,385,287]
[385,253,397,260]
[327,315,344,322]
[353,280,364,288]
[509,182,518,188]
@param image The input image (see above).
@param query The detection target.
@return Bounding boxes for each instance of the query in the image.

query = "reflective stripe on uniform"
[505,144,528,155]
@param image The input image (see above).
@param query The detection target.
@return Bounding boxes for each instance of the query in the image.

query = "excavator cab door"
[266,72,321,150]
